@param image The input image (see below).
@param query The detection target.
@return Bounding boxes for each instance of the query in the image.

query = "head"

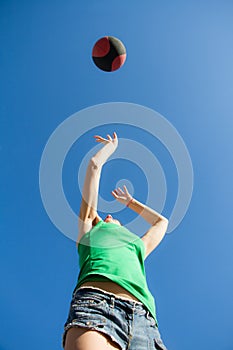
[104,214,122,226]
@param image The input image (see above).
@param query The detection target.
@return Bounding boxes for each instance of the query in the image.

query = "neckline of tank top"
[92,220,122,229]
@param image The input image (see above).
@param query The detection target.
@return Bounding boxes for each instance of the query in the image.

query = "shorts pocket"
[70,312,106,328]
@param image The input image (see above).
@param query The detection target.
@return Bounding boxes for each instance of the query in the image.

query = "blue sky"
[1,0,233,349]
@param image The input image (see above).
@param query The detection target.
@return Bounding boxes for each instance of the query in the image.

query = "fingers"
[123,185,130,195]
[111,185,131,202]
[114,185,130,196]
[117,187,124,195]
[94,135,106,143]
[111,190,119,198]
[94,132,117,143]
[112,188,121,196]
[112,188,124,196]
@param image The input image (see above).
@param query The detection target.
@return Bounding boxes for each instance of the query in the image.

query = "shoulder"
[77,215,103,245]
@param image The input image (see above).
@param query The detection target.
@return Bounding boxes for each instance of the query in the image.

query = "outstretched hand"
[111,185,133,206]
[94,132,118,150]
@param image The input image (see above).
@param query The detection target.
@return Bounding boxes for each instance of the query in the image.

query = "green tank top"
[74,220,158,325]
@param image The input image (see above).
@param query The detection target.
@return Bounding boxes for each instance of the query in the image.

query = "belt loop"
[110,296,115,308]
[130,301,135,313]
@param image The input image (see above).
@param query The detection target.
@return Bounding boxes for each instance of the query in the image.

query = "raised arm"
[111,186,168,258]
[77,132,118,244]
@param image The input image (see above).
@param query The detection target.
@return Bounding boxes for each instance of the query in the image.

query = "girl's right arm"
[77,132,118,244]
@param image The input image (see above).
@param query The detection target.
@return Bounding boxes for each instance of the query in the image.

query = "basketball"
[92,36,127,72]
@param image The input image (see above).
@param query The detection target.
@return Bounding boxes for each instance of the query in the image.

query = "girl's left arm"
[111,186,168,258]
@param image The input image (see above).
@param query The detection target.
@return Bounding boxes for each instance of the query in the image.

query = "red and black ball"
[92,36,126,72]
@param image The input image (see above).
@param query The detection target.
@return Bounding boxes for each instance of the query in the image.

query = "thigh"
[64,327,121,350]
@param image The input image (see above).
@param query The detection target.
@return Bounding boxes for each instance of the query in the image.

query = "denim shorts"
[62,287,168,350]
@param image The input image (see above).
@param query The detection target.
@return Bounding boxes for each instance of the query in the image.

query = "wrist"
[103,142,117,159]
[126,197,134,207]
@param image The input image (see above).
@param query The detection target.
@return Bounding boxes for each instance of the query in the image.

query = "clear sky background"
[1,1,233,349]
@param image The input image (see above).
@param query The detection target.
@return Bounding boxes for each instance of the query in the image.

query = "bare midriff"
[79,281,141,302]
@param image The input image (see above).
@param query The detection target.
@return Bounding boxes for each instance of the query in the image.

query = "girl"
[62,132,168,350]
